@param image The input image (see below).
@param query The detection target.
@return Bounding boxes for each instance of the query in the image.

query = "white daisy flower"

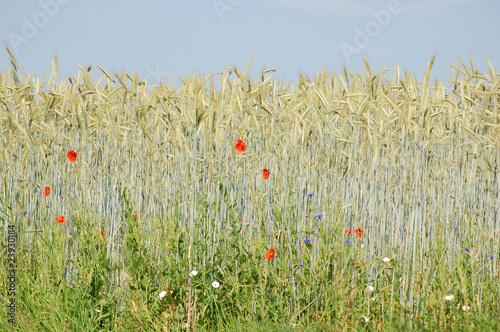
[189,270,198,277]
[368,285,375,292]
[212,281,220,288]
[462,305,470,311]
[159,290,167,299]
[444,295,454,301]
[362,315,370,323]
[382,257,391,263]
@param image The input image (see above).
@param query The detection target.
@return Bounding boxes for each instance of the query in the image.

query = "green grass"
[0,50,499,331]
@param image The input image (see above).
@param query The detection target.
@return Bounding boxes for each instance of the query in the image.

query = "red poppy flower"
[56,215,66,224]
[262,168,270,180]
[355,228,363,238]
[344,227,353,234]
[67,150,77,162]
[101,230,106,239]
[44,186,51,197]
[265,247,275,260]
[133,213,138,219]
[235,139,245,153]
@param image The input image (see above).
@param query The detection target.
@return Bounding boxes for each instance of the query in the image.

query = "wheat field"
[1,48,500,331]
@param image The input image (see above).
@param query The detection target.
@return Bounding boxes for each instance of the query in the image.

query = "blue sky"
[1,0,498,87]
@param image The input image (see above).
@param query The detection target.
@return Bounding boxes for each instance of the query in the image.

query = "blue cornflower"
[325,226,330,230]
[345,239,352,244]
[299,264,304,267]
[374,269,377,274]
[315,213,324,218]
[246,224,250,227]
[489,255,494,260]
[308,193,314,197]
[463,248,470,253]
[304,238,312,242]
[196,154,201,157]
[21,211,27,215]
